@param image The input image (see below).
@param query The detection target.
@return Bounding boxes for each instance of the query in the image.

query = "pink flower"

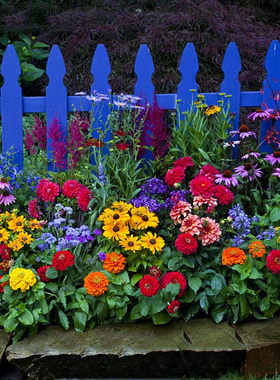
[36,179,60,203]
[0,178,12,190]
[63,180,83,199]
[197,217,221,246]
[193,195,218,213]
[215,170,239,187]
[199,164,219,181]
[215,185,234,206]
[0,191,15,206]
[165,166,186,187]
[180,214,203,236]
[234,163,263,181]
[175,233,198,255]
[247,109,273,122]
[264,151,280,166]
[170,201,192,225]
[28,199,42,219]
[189,175,215,198]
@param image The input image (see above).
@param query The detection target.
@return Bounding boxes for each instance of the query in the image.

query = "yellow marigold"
[221,247,247,266]
[7,240,24,251]
[29,219,43,230]
[0,228,10,243]
[103,252,126,273]
[9,267,36,292]
[102,221,129,241]
[248,240,266,258]
[8,215,26,233]
[140,231,165,254]
[84,271,109,297]
[204,105,221,116]
[130,206,159,230]
[16,232,34,245]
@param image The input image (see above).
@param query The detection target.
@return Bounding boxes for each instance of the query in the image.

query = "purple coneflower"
[234,163,263,180]
[264,151,280,166]
[0,190,16,206]
[0,178,12,190]
[241,150,261,160]
[247,108,273,121]
[215,170,239,187]
[238,125,257,139]
[272,168,280,177]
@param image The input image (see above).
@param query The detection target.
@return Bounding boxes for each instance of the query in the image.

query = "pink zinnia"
[193,195,218,213]
[173,156,194,170]
[28,199,42,219]
[63,180,83,199]
[180,214,203,236]
[77,188,92,211]
[0,190,15,206]
[170,201,192,225]
[36,179,60,203]
[165,166,186,187]
[215,185,234,206]
[197,217,221,246]
[199,164,219,181]
[189,175,215,198]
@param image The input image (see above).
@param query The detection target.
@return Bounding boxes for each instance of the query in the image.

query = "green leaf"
[152,311,172,325]
[270,207,280,222]
[73,311,87,333]
[58,310,70,330]
[58,290,67,309]
[115,305,127,320]
[130,304,142,320]
[18,309,34,326]
[199,293,209,313]
[188,277,202,294]
[210,275,223,294]
[46,267,58,279]
[4,317,18,332]
[131,273,143,286]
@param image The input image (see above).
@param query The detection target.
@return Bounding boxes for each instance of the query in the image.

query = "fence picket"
[46,45,67,171]
[134,44,155,104]
[1,45,23,169]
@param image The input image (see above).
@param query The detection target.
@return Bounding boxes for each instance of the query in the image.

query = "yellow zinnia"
[7,240,24,251]
[0,228,10,243]
[8,215,26,233]
[140,232,165,254]
[16,232,34,245]
[102,221,129,241]
[131,206,159,230]
[119,235,142,252]
[9,267,36,292]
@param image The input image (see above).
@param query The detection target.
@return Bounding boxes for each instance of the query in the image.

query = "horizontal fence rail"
[1,40,280,170]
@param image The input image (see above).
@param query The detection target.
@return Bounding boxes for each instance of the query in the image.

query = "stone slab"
[6,319,246,380]
[0,330,10,365]
[233,316,280,379]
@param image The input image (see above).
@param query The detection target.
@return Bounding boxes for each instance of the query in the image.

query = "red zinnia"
[52,250,75,271]
[266,250,280,274]
[76,187,92,211]
[167,300,180,314]
[199,164,219,181]
[37,265,53,282]
[116,143,130,151]
[175,233,198,255]
[215,185,234,206]
[36,179,60,203]
[63,180,83,199]
[173,156,194,170]
[28,198,42,219]
[149,265,162,278]
[189,175,215,198]
[139,274,160,297]
[164,166,186,187]
[0,244,10,260]
[160,271,187,298]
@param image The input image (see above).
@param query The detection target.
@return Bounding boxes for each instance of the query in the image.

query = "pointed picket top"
[221,42,241,94]
[91,44,111,94]
[134,44,155,104]
[46,45,66,85]
[1,45,23,169]
[260,40,280,153]
[178,43,199,112]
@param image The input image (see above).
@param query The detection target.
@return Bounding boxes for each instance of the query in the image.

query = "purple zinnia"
[215,170,239,188]
[264,151,280,166]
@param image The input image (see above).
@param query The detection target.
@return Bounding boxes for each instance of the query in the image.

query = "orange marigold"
[103,251,126,273]
[221,247,247,266]
[248,240,266,258]
[84,271,109,297]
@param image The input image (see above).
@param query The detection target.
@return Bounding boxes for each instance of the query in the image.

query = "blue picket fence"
[1,40,280,170]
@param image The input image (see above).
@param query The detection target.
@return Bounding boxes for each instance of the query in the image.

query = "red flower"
[164,166,186,187]
[173,156,194,170]
[0,275,8,293]
[266,250,280,274]
[85,138,104,148]
[160,271,187,297]
[175,233,198,255]
[52,250,75,271]
[63,180,83,199]
[215,185,234,205]
[189,175,215,198]
[77,187,92,211]
[37,265,53,282]
[199,164,219,181]
[139,274,160,297]
[167,300,180,314]
[0,244,10,260]
[28,198,42,219]
[149,265,161,278]
[36,179,60,203]
[116,143,130,151]
[116,129,125,136]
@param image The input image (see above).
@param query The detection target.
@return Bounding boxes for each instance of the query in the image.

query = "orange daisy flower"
[84,272,109,297]
[221,247,247,266]
[103,252,126,273]
[248,241,266,258]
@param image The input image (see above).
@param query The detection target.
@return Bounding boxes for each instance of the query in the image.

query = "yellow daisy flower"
[140,231,165,254]
[102,221,129,241]
[119,235,142,252]
[8,215,26,233]
[131,206,159,229]
[98,208,130,225]
[7,239,24,251]
[0,228,10,243]
[111,201,133,213]
[16,232,34,245]
[29,219,43,231]
[204,105,221,116]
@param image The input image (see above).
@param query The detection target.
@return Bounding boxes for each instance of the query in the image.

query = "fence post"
[1,45,23,170]
[46,45,67,172]
[259,40,280,153]
[134,44,155,105]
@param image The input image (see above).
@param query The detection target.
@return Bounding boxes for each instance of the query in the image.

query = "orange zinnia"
[84,271,109,297]
[103,252,126,273]
[221,247,247,266]
[248,241,266,258]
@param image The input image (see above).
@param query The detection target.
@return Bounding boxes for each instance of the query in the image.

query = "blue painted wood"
[260,40,280,153]
[46,45,67,171]
[1,45,23,169]
[178,43,199,115]
[134,44,155,104]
